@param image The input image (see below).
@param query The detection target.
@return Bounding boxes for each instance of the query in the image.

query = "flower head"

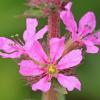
[19,37,82,92]
[60,2,100,53]
[0,18,48,58]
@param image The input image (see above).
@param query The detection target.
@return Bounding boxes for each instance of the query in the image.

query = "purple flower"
[60,2,100,53]
[0,18,48,58]
[19,37,82,92]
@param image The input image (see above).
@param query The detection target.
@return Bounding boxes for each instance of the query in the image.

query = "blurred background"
[0,0,100,100]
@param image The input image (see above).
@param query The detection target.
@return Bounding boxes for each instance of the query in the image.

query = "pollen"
[48,65,57,74]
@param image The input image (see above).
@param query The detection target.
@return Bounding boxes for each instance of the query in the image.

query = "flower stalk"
[48,11,60,40]
[42,86,58,100]
[43,4,61,100]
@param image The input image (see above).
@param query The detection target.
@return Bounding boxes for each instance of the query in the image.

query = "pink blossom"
[0,18,48,58]
[19,37,82,92]
[60,2,100,53]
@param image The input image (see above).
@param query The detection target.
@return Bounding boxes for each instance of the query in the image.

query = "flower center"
[48,65,57,74]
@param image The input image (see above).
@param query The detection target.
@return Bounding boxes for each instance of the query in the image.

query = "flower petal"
[19,60,44,76]
[27,41,48,63]
[85,32,100,45]
[83,40,99,53]
[65,2,72,10]
[78,12,96,37]
[0,52,21,58]
[0,37,16,53]
[85,34,97,43]
[23,19,47,50]
[32,75,51,92]
[93,32,100,45]
[58,49,82,70]
[34,25,48,40]
[23,18,38,42]
[50,37,65,62]
[60,3,77,35]
[57,74,81,91]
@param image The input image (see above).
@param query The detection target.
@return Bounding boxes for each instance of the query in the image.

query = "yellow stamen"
[48,65,57,74]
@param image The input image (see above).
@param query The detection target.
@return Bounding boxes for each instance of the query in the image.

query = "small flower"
[0,18,48,58]
[19,37,82,92]
[60,2,100,53]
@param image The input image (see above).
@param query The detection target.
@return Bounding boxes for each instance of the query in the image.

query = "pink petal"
[23,39,34,51]
[50,37,65,62]
[19,60,44,76]
[23,19,47,51]
[60,5,77,35]
[78,12,96,37]
[93,32,100,45]
[23,18,38,42]
[83,40,99,53]
[85,32,100,45]
[58,49,82,70]
[57,74,81,91]
[85,34,97,43]
[0,37,16,53]
[0,52,21,58]
[27,41,48,63]
[72,33,79,41]
[65,2,72,10]
[32,75,51,92]
[34,25,48,40]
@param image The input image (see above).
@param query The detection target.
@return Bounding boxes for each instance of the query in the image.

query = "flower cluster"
[26,0,71,17]
[0,1,100,94]
[60,2,100,53]
[27,0,69,7]
[0,19,48,58]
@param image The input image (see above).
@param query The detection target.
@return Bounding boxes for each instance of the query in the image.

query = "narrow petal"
[57,74,81,91]
[24,39,35,51]
[60,5,77,35]
[50,37,65,62]
[27,41,48,63]
[32,75,51,92]
[34,25,48,40]
[78,12,96,37]
[65,2,72,10]
[58,49,82,70]
[83,40,99,53]
[23,18,38,42]
[19,60,44,76]
[0,52,21,58]
[0,37,16,53]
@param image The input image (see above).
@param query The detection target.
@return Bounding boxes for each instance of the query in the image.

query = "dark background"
[0,0,100,100]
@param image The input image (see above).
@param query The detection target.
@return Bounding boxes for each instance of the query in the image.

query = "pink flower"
[0,18,48,58]
[19,37,82,92]
[60,2,100,53]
